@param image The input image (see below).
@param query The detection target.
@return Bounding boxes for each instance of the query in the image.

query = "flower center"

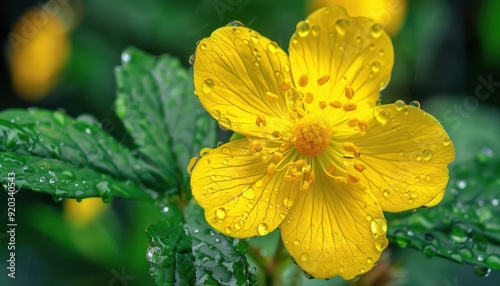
[291,115,333,157]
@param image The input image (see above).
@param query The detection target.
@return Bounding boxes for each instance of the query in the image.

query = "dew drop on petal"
[371,61,381,73]
[202,79,214,94]
[374,109,391,124]
[311,25,320,36]
[410,100,421,108]
[216,208,226,219]
[226,20,245,27]
[242,187,255,199]
[395,100,405,110]
[257,223,269,235]
[300,252,309,261]
[296,21,310,37]
[422,149,433,161]
[293,239,300,246]
[370,23,383,38]
[267,42,278,54]
[370,217,387,237]
[335,19,349,35]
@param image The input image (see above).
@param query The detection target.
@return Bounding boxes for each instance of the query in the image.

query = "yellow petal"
[289,5,394,112]
[194,26,293,138]
[63,198,107,227]
[190,139,299,238]
[280,173,387,279]
[340,103,455,212]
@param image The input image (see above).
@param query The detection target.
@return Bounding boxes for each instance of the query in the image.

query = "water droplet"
[39,177,46,183]
[395,100,405,110]
[283,197,293,207]
[293,239,300,246]
[422,244,438,257]
[242,187,255,199]
[202,79,214,94]
[255,180,263,188]
[222,147,230,154]
[222,159,229,165]
[300,252,309,261]
[370,217,387,237]
[216,208,226,219]
[458,247,473,259]
[311,25,320,36]
[146,245,160,262]
[200,43,206,50]
[227,20,244,27]
[486,254,500,270]
[451,222,469,243]
[375,237,388,251]
[339,265,345,273]
[296,21,310,37]
[383,189,390,197]
[371,61,381,73]
[188,54,195,65]
[474,265,491,277]
[422,149,433,161]
[370,23,383,38]
[218,117,232,131]
[335,19,349,35]
[267,42,278,54]
[233,222,242,230]
[410,100,420,108]
[96,181,112,203]
[250,32,259,43]
[49,178,55,184]
[374,109,391,124]
[257,223,269,235]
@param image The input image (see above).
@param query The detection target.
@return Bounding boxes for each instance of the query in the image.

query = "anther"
[357,120,368,131]
[267,163,276,176]
[343,103,357,111]
[300,181,310,192]
[307,171,315,183]
[284,175,300,183]
[319,101,327,109]
[344,86,354,99]
[295,159,307,168]
[317,75,331,86]
[347,172,360,183]
[273,151,284,161]
[305,92,314,104]
[353,162,366,172]
[280,81,291,91]
[249,140,263,153]
[326,165,336,176]
[334,177,348,184]
[279,143,291,153]
[342,142,360,157]
[266,92,279,102]
[298,75,309,87]
[347,118,359,127]
[329,100,342,108]
[256,114,267,127]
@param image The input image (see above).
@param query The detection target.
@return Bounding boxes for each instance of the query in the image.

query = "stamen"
[347,118,359,127]
[284,175,300,183]
[329,100,342,108]
[358,120,368,131]
[319,101,327,109]
[266,92,279,102]
[326,165,336,176]
[307,171,316,183]
[256,114,267,127]
[353,162,366,172]
[305,92,314,104]
[293,107,306,118]
[347,172,360,183]
[280,81,291,91]
[317,75,331,86]
[343,103,357,111]
[300,181,310,192]
[334,177,348,184]
[298,75,309,87]
[342,142,360,157]
[273,151,284,161]
[249,140,263,153]
[345,86,354,99]
[279,143,292,153]
[295,159,306,168]
[267,163,276,176]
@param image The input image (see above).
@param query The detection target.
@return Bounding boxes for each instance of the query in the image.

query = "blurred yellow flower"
[63,198,107,227]
[308,0,408,37]
[9,6,71,100]
[190,5,454,279]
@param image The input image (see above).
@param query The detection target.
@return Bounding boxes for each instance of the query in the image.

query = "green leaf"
[115,47,216,198]
[146,202,257,286]
[387,149,500,274]
[0,108,159,201]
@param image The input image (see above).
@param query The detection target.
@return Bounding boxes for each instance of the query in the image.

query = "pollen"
[343,103,357,111]
[280,81,291,91]
[256,114,267,127]
[317,75,331,86]
[344,86,354,99]
[305,92,314,104]
[353,162,366,172]
[300,181,310,192]
[291,115,333,157]
[273,151,284,161]
[319,101,327,109]
[267,163,276,176]
[358,120,368,131]
[329,100,342,108]
[266,92,279,102]
[348,118,359,127]
[298,75,309,87]
[334,176,348,184]
[250,140,263,153]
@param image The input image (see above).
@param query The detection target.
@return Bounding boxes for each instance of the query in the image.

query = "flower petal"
[191,139,300,238]
[340,103,455,212]
[194,26,293,138]
[289,5,394,112]
[280,173,387,279]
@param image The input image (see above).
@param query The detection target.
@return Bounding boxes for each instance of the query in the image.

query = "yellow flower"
[190,5,454,280]
[63,198,107,227]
